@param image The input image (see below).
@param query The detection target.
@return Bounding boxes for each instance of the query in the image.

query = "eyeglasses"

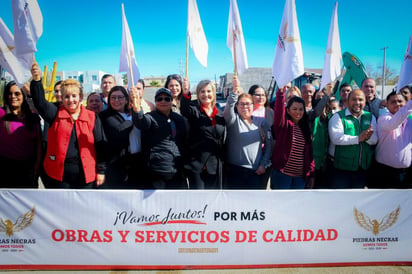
[110,95,125,101]
[155,96,172,102]
[238,102,253,107]
[8,92,22,97]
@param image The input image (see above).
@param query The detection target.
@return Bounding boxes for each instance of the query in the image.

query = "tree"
[365,63,398,85]
[365,64,379,79]
[122,74,128,86]
[150,80,160,87]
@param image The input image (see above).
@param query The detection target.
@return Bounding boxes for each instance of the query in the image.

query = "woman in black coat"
[130,88,188,189]
[99,86,138,189]
[180,79,226,189]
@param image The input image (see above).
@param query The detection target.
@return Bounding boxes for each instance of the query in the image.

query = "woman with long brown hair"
[0,81,42,188]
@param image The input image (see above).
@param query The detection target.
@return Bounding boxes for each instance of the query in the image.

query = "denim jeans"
[327,164,367,189]
[224,164,262,189]
[270,169,306,189]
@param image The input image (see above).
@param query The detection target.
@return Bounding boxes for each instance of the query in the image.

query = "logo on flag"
[272,0,304,88]
[277,23,299,52]
[227,0,248,74]
[12,0,43,55]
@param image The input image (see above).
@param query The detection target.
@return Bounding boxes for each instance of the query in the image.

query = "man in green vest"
[328,89,378,188]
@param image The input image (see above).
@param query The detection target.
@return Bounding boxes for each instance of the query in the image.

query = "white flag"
[0,18,14,48]
[0,18,32,87]
[119,3,140,88]
[0,33,31,87]
[272,0,304,88]
[11,0,43,56]
[320,2,341,90]
[187,0,208,67]
[397,33,412,90]
[227,0,248,74]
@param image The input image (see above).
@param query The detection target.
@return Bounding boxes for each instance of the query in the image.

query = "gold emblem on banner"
[354,206,400,235]
[0,207,35,237]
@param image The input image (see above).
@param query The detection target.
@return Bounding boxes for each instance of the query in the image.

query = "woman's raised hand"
[183,77,190,95]
[31,61,41,81]
[232,75,241,95]
[129,86,141,112]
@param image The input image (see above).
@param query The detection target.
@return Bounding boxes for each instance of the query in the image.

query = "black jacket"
[99,108,134,165]
[180,95,225,174]
[132,109,187,174]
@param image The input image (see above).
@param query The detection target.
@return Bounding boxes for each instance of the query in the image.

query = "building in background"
[4,70,123,95]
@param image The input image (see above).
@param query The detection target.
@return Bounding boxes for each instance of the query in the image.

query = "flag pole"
[126,52,139,108]
[185,0,189,79]
[126,53,134,87]
[185,31,189,79]
[232,29,237,76]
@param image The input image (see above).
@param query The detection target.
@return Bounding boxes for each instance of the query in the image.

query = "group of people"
[315,80,412,189]
[1,61,411,190]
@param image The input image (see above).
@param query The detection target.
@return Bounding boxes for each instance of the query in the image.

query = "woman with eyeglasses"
[249,84,274,124]
[0,81,42,188]
[248,84,274,189]
[271,87,315,189]
[223,76,273,189]
[164,74,183,113]
[99,86,138,189]
[180,79,226,189]
[130,88,188,189]
[30,62,106,189]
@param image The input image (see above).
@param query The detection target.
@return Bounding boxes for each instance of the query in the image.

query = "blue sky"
[1,0,411,84]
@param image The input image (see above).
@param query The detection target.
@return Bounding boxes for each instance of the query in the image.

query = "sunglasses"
[155,96,172,102]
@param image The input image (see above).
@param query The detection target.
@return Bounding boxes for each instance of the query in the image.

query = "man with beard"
[328,89,378,188]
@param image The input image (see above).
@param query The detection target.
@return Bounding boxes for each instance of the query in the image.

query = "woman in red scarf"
[180,79,226,189]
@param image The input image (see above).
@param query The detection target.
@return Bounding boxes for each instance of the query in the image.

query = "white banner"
[0,189,411,270]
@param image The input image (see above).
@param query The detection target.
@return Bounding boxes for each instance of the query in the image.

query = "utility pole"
[381,46,388,98]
